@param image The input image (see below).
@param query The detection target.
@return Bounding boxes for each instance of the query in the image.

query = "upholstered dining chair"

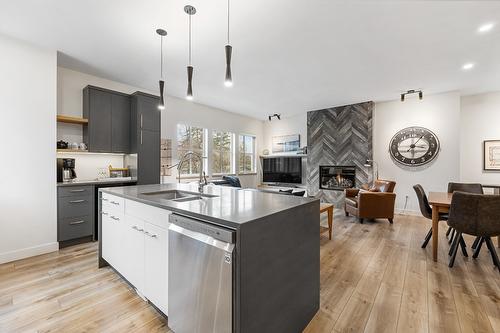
[447,182,484,250]
[447,192,500,270]
[413,184,450,248]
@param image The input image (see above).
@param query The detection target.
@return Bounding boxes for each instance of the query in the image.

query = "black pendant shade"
[187,66,193,100]
[224,45,232,87]
[159,80,165,109]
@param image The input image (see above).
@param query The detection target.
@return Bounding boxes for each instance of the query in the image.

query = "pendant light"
[185,5,196,101]
[224,0,233,87]
[156,28,167,110]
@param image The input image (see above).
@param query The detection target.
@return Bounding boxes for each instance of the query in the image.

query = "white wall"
[460,91,500,186]
[0,34,58,263]
[57,67,264,187]
[374,91,461,213]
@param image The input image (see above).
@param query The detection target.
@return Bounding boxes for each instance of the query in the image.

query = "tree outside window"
[239,135,256,173]
[177,124,204,176]
[212,131,234,174]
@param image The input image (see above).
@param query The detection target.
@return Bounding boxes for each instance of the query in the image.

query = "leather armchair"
[344,180,396,223]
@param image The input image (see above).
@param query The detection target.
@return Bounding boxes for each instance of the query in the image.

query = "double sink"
[141,189,218,203]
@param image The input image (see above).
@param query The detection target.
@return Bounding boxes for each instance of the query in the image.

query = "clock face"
[389,126,440,167]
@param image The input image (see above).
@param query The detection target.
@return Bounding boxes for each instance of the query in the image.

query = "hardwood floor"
[0,213,498,332]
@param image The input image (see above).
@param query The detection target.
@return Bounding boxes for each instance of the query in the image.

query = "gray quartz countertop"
[99,183,317,228]
[57,178,137,187]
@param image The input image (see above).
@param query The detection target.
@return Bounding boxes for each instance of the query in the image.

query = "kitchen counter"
[98,183,320,333]
[99,183,315,229]
[57,178,137,187]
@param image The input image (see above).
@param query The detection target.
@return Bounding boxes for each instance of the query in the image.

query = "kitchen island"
[98,183,319,333]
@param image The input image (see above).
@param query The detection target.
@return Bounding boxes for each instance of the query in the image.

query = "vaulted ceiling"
[1,0,499,119]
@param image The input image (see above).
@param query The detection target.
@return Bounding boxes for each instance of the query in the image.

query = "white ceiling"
[1,0,500,120]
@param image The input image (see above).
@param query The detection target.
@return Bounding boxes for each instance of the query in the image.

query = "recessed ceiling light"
[478,22,494,33]
[462,63,475,70]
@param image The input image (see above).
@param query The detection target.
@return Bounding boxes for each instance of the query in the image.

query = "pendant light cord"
[188,14,192,65]
[227,0,230,45]
[160,36,164,79]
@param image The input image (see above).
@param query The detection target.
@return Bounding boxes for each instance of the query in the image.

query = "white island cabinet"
[101,192,170,315]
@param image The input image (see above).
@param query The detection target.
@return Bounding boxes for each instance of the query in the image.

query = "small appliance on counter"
[57,140,68,149]
[57,158,77,182]
[108,165,129,178]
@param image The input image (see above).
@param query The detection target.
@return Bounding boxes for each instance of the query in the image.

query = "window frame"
[238,134,257,175]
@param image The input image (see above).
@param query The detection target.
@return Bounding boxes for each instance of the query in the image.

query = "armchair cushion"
[344,180,397,220]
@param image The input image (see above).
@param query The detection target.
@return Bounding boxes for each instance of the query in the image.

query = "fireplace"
[319,166,356,191]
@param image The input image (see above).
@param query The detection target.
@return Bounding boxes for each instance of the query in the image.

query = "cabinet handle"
[110,216,120,221]
[70,189,85,193]
[69,220,85,225]
[69,199,86,204]
[150,234,158,238]
[140,114,143,128]
[101,212,108,215]
[110,201,120,205]
[101,198,108,201]
[140,130,143,145]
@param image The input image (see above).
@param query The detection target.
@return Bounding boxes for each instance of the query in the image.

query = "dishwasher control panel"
[169,214,235,243]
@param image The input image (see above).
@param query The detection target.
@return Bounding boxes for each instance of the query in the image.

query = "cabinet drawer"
[58,215,93,241]
[125,199,170,229]
[59,195,93,218]
[101,193,125,214]
[58,185,93,197]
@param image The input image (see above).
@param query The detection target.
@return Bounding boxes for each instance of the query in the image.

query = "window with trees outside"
[239,135,256,173]
[176,124,205,176]
[212,131,234,174]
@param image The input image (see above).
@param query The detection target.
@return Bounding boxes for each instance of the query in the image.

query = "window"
[212,131,234,174]
[239,135,256,173]
[177,124,205,176]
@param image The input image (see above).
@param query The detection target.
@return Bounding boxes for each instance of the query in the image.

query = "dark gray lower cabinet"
[57,185,94,247]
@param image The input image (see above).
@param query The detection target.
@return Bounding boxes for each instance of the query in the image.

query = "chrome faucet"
[177,151,207,193]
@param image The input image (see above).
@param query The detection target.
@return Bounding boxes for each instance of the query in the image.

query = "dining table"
[428,191,500,262]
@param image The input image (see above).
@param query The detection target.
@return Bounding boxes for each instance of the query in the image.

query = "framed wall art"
[484,140,500,171]
[272,134,300,153]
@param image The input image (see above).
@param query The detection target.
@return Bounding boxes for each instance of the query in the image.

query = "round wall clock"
[389,126,440,167]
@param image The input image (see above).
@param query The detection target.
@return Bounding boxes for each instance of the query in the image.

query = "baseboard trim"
[395,209,421,216]
[0,242,59,264]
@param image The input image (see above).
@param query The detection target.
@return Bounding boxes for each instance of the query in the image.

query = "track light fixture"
[185,5,196,101]
[400,89,423,102]
[268,114,281,121]
[156,28,167,110]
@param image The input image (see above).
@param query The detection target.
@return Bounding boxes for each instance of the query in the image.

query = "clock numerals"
[389,127,439,167]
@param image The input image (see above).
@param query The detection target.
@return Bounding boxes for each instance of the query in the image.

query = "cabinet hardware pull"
[140,130,143,145]
[70,189,85,193]
[140,114,143,128]
[110,201,120,205]
[69,199,85,203]
[101,212,108,215]
[151,234,158,238]
[101,198,108,201]
[137,228,144,232]
[110,216,120,221]
[69,220,85,225]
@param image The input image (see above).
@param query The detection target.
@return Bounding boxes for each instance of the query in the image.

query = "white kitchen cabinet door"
[101,212,116,266]
[144,221,168,315]
[122,215,145,293]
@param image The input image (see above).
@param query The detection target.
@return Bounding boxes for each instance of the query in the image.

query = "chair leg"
[459,236,468,257]
[446,226,452,237]
[484,237,500,271]
[473,237,484,259]
[345,211,349,217]
[449,232,461,268]
[471,236,480,250]
[448,229,456,244]
[358,218,364,224]
[422,228,432,249]
[388,218,393,224]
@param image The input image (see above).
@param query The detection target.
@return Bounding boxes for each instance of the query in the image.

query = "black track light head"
[400,94,405,102]
[268,114,281,121]
[401,89,423,102]
[419,91,423,100]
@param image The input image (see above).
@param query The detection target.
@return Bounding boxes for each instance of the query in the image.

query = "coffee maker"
[57,158,77,182]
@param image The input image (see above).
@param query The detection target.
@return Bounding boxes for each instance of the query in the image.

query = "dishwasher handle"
[169,223,235,253]
[169,213,235,244]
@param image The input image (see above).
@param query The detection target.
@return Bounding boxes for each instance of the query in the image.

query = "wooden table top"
[320,203,334,212]
[428,192,453,207]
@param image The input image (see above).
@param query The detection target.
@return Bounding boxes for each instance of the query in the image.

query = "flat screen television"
[262,156,302,184]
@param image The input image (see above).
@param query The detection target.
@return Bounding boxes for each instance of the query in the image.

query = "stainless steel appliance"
[57,158,77,182]
[168,214,235,333]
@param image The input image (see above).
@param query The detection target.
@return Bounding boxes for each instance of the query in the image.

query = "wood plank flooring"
[0,213,498,332]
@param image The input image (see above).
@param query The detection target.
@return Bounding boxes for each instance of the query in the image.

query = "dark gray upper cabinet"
[83,86,131,153]
[111,94,131,153]
[131,92,161,185]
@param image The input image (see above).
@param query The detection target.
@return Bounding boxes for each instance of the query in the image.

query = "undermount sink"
[141,190,217,202]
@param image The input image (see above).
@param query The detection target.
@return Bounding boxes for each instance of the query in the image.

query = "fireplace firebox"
[319,166,356,191]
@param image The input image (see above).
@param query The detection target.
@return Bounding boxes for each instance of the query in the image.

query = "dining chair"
[447,192,500,270]
[447,182,484,251]
[413,184,450,248]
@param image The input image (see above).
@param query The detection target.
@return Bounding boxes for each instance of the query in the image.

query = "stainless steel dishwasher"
[168,213,235,333]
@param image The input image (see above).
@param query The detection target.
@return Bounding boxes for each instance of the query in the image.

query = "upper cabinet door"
[138,96,161,132]
[86,89,112,152]
[111,94,131,153]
